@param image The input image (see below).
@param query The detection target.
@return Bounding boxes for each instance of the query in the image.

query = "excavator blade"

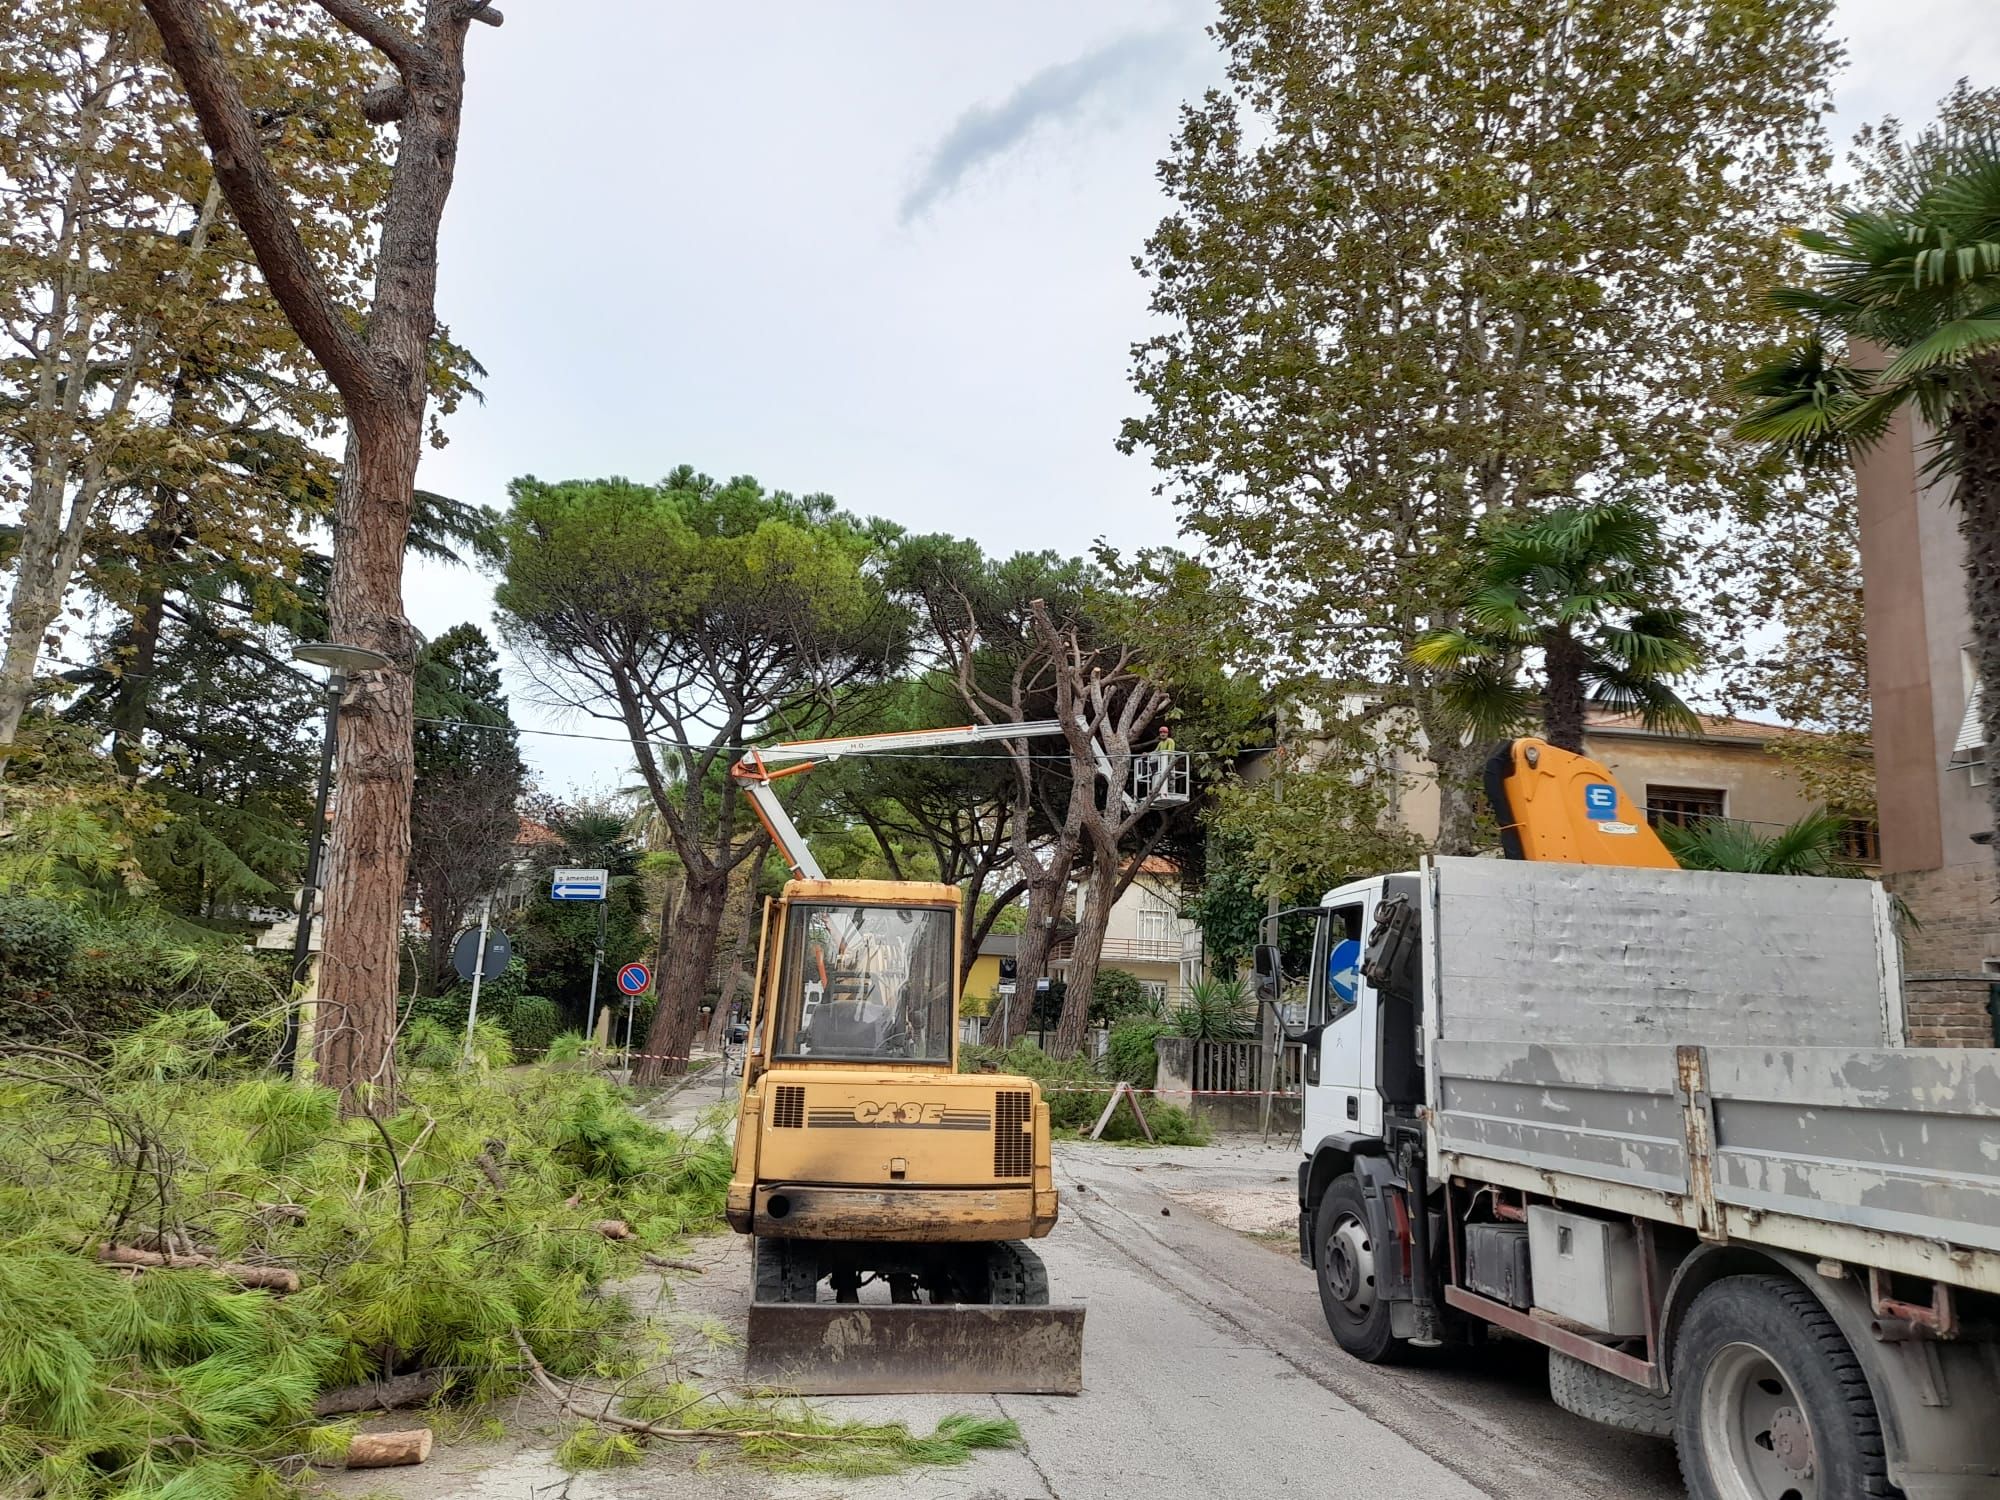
[744,1303,1085,1395]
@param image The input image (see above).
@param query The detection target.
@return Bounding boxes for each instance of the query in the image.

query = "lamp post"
[278,641,392,1075]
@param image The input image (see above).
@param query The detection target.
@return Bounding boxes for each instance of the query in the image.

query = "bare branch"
[139,0,382,403]
[461,2,506,25]
[312,0,426,73]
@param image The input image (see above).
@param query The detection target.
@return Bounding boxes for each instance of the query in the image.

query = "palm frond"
[1877,312,2000,381]
[1584,669,1701,737]
[1432,661,1536,743]
[1410,628,1498,669]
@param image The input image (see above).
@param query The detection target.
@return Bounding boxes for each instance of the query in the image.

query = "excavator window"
[771,903,954,1064]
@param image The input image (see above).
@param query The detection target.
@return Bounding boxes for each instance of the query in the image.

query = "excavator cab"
[727,879,1082,1395]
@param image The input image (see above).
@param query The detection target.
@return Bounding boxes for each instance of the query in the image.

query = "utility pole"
[463,894,493,1063]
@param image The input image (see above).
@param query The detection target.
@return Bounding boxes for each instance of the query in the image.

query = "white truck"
[1259,854,2000,1500]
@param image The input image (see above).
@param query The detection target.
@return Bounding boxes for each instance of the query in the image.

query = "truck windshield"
[772,902,955,1063]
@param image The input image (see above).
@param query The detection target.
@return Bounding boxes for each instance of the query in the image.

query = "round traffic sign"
[616,962,651,996]
[451,927,512,983]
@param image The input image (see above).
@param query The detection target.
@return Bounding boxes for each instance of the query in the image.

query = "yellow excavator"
[723,721,1087,1395]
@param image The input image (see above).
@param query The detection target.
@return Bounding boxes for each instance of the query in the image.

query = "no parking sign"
[616,962,651,997]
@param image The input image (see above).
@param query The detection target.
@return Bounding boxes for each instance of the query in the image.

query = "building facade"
[1854,398,1998,1045]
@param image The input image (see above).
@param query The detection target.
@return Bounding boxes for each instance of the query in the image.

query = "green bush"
[1106,1018,1172,1088]
[0,893,79,997]
[507,994,563,1059]
[0,910,284,1051]
[1089,967,1159,1025]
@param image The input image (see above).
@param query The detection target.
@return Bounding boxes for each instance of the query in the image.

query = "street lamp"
[278,641,392,1073]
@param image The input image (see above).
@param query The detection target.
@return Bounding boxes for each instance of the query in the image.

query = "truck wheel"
[987,1242,1051,1306]
[1313,1174,1405,1364]
[1673,1275,1897,1500]
[752,1238,818,1304]
[1549,1350,1673,1437]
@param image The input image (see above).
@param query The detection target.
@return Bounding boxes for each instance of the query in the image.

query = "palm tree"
[1659,809,1864,878]
[1412,501,1702,753]
[1737,122,2000,875]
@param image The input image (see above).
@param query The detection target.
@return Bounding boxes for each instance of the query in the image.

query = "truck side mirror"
[1251,943,1283,1003]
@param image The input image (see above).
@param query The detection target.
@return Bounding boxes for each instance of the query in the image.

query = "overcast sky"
[403,0,2000,795]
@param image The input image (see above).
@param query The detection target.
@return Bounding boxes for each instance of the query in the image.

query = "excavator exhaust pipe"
[744,1303,1085,1395]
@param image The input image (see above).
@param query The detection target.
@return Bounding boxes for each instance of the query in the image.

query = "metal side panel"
[1704,1046,2000,1256]
[1432,1039,1688,1196]
[1427,857,1895,1048]
[744,1303,1085,1395]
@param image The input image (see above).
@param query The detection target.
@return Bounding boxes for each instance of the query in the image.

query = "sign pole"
[584,897,607,1052]
[463,894,493,1063]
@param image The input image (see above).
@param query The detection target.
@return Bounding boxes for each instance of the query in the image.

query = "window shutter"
[1955,682,1986,757]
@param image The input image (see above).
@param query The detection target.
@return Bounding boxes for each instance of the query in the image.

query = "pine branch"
[138,0,383,404]
[312,0,426,72]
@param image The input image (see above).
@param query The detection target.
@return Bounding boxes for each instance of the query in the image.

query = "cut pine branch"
[98,1244,300,1293]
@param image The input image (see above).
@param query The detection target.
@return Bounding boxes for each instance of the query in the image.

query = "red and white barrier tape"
[597,1051,1299,1099]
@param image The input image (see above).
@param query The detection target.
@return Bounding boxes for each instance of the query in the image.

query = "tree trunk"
[1541,629,1587,752]
[706,849,767,1050]
[1955,390,2000,884]
[140,2,493,1116]
[1051,853,1118,1059]
[988,872,1063,1047]
[311,412,420,1113]
[1431,738,1488,855]
[635,869,728,1083]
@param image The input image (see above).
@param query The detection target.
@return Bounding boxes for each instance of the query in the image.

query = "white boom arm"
[733,721,1066,881]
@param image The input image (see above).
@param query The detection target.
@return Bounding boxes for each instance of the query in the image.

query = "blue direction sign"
[1328,937,1363,1006]
[616,962,651,996]
[551,866,609,901]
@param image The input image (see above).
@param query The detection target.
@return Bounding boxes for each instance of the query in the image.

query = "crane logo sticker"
[1584,782,1638,835]
[807,1102,992,1130]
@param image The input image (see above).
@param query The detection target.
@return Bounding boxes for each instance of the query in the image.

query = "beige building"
[1052,857,1203,1006]
[1853,398,1997,1046]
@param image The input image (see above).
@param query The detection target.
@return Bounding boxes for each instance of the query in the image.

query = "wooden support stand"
[1088,1081,1153,1143]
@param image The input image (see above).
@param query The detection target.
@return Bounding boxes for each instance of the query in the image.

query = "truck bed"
[1433,1037,2000,1292]
[1420,858,2000,1293]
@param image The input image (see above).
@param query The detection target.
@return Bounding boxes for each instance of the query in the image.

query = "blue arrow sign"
[551,866,608,901]
[1328,937,1362,1006]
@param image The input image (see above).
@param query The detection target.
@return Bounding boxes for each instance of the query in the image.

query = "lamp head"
[293,641,392,674]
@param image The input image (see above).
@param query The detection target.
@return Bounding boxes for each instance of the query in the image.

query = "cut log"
[98,1245,300,1293]
[345,1428,433,1468]
[312,1370,444,1416]
[593,1219,633,1240]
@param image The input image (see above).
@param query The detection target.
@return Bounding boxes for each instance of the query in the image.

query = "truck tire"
[1549,1350,1674,1437]
[1673,1274,1898,1500]
[1313,1174,1406,1364]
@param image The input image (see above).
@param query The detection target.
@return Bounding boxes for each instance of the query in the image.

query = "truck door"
[1303,902,1369,1145]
